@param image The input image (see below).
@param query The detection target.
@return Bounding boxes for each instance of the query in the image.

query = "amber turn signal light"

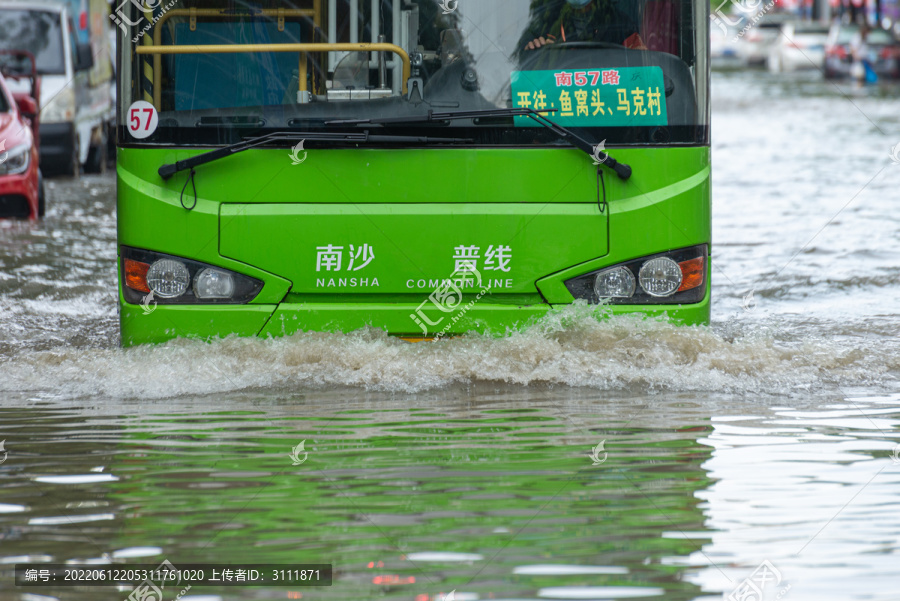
[124,258,151,293]
[677,256,704,292]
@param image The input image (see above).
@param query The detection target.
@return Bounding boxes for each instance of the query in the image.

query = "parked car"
[737,13,793,67]
[824,23,900,79]
[0,0,113,177]
[711,24,743,69]
[107,25,116,164]
[0,55,43,219]
[768,21,830,72]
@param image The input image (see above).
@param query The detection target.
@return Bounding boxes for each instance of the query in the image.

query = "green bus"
[116,0,710,346]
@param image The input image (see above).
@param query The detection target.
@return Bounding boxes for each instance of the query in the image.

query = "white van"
[0,1,113,176]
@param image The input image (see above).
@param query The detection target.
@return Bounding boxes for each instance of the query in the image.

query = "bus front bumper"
[118,289,711,347]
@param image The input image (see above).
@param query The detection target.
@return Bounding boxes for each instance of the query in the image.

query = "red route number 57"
[126,101,158,139]
[130,108,153,131]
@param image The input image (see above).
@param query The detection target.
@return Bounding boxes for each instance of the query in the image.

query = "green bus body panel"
[117,284,709,346]
[536,163,710,303]
[118,289,275,346]
[120,146,630,205]
[260,284,710,339]
[260,303,548,338]
[116,153,293,305]
[117,146,710,346]
[220,203,606,295]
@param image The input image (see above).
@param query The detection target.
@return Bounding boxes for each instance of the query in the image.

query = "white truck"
[0,0,114,176]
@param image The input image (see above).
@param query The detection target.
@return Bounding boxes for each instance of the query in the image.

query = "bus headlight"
[0,142,31,175]
[121,247,263,305]
[146,259,191,298]
[593,266,635,298]
[41,87,75,123]
[565,245,707,305]
[638,257,682,297]
[193,268,235,299]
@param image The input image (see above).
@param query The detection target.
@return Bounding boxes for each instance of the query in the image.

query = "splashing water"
[1,303,895,400]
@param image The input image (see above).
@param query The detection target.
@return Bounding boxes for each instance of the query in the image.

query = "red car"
[0,51,43,219]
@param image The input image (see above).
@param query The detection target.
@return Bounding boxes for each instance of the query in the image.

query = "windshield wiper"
[327,108,632,180]
[158,130,473,180]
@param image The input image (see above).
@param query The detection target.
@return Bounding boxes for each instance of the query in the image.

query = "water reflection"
[690,394,900,601]
[3,392,900,600]
[1,391,715,601]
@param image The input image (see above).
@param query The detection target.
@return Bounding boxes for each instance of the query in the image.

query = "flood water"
[1,70,899,601]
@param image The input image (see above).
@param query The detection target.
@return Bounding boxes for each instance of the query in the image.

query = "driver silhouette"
[523,0,647,51]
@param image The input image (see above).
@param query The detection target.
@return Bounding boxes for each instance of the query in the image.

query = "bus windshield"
[118,0,708,147]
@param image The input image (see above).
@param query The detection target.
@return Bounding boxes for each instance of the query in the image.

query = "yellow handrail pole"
[149,9,318,109]
[137,43,411,96]
[299,52,307,97]
[313,0,322,95]
[142,5,154,104]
